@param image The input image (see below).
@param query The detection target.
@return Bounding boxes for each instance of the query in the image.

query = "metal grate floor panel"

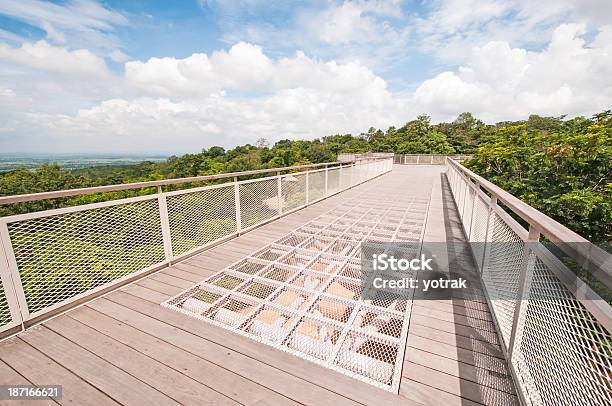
[162,196,430,393]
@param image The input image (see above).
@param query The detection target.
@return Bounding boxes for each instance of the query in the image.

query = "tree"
[256,138,269,148]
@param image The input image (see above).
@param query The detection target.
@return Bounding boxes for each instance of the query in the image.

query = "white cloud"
[0,0,127,54]
[413,24,612,121]
[0,87,15,98]
[125,42,389,99]
[28,86,406,152]
[415,0,612,62]
[10,43,409,152]
[0,40,111,78]
[108,49,129,62]
[0,0,127,32]
[41,21,66,43]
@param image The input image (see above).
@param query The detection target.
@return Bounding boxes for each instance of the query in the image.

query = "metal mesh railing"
[0,158,392,332]
[167,185,237,256]
[308,170,326,202]
[394,154,472,165]
[0,283,12,328]
[163,194,429,393]
[327,167,341,194]
[6,199,166,317]
[239,177,280,229]
[446,158,612,406]
[513,256,612,405]
[281,173,306,212]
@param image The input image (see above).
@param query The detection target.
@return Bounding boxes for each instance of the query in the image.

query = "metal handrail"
[0,159,390,205]
[447,157,611,290]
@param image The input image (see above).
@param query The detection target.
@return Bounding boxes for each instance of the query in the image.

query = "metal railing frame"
[0,158,393,337]
[445,157,611,406]
[394,154,472,165]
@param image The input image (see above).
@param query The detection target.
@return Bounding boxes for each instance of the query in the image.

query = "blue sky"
[0,0,611,153]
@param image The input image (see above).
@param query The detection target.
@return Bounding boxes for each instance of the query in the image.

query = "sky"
[0,0,611,154]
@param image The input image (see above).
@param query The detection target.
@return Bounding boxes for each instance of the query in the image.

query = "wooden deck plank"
[18,326,178,406]
[399,378,483,406]
[76,301,358,406]
[160,266,205,282]
[414,300,493,322]
[407,335,510,375]
[170,262,216,277]
[404,347,514,393]
[0,360,58,406]
[407,323,504,358]
[409,313,501,346]
[403,362,518,405]
[411,306,498,332]
[0,339,117,406]
[45,314,286,406]
[148,272,195,289]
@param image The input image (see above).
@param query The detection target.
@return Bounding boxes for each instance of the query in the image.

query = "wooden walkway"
[0,165,518,406]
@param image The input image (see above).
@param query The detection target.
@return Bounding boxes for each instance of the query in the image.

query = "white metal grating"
[281,173,306,212]
[308,170,326,202]
[0,284,11,328]
[163,196,429,393]
[469,196,489,272]
[327,168,341,194]
[167,185,237,256]
[239,177,279,229]
[512,257,612,405]
[482,213,525,347]
[8,199,165,315]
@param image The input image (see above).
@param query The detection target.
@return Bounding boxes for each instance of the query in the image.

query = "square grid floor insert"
[163,196,430,393]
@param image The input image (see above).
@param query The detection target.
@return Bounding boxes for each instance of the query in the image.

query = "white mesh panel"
[239,178,278,229]
[281,173,306,212]
[462,187,475,232]
[308,171,326,202]
[0,283,12,328]
[481,213,525,347]
[469,196,490,272]
[8,199,165,314]
[512,257,612,405]
[167,185,237,256]
[327,168,341,194]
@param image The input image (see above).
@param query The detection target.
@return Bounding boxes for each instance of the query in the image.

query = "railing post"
[0,222,29,323]
[324,165,329,196]
[234,176,242,234]
[508,224,541,358]
[277,171,283,214]
[305,170,310,204]
[157,186,173,262]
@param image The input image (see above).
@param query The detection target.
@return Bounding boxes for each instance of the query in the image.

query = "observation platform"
[0,165,519,405]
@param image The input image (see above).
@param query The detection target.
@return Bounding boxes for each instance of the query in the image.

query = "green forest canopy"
[1,110,610,244]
